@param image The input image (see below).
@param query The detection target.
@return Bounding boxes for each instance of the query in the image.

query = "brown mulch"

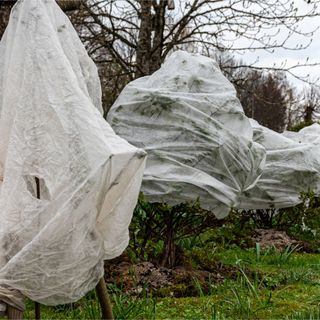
[103,229,318,297]
[251,229,299,250]
[104,255,237,297]
[251,228,319,253]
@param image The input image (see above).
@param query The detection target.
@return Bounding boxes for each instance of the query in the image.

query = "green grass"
[9,245,318,320]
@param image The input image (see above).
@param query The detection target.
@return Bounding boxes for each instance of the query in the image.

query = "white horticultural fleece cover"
[108,50,320,215]
[283,123,320,145]
[238,120,320,209]
[108,51,267,218]
[0,0,146,307]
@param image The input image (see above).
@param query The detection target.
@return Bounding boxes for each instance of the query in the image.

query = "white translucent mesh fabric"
[108,51,320,215]
[0,0,146,305]
[239,120,320,209]
[283,123,320,144]
[108,51,266,218]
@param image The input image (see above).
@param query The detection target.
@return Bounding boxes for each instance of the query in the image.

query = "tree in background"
[285,85,320,130]
[240,71,294,132]
[219,54,296,132]
[70,0,320,113]
[301,85,320,123]
[1,0,319,120]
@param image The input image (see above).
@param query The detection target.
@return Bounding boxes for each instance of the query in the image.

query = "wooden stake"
[35,302,40,320]
[96,278,114,320]
[34,177,41,320]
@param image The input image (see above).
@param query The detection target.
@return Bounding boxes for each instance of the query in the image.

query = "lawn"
[19,247,320,319]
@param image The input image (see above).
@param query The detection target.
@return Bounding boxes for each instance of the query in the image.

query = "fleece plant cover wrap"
[238,120,320,209]
[108,51,266,218]
[0,0,146,305]
[109,50,320,214]
[283,123,320,145]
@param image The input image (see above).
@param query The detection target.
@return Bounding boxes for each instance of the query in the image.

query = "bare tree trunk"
[135,0,167,78]
[160,213,176,268]
[0,6,12,40]
[135,0,152,78]
[57,0,81,11]
[150,0,167,74]
[304,105,314,123]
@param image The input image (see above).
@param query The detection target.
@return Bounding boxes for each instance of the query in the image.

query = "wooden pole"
[34,177,41,320]
[95,278,114,320]
[35,302,40,320]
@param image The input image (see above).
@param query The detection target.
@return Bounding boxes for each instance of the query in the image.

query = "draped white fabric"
[239,120,320,209]
[108,51,320,215]
[0,0,146,305]
[108,51,266,218]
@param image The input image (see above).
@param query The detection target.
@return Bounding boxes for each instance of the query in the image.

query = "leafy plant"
[221,266,272,319]
[252,244,301,265]
[274,192,320,241]
[255,243,261,263]
[129,194,224,267]
[271,244,301,264]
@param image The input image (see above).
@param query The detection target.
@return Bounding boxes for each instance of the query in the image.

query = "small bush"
[129,194,224,267]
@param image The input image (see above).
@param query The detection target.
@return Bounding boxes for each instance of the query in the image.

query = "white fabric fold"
[108,51,320,214]
[0,287,25,312]
[238,120,320,209]
[0,0,146,305]
[108,51,266,218]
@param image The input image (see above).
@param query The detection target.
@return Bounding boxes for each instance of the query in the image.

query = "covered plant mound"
[108,51,266,218]
[108,51,320,214]
[238,120,320,209]
[0,0,146,306]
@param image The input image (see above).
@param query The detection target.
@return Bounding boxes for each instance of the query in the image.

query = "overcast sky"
[233,0,320,91]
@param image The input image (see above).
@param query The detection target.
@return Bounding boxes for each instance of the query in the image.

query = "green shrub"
[129,194,224,267]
